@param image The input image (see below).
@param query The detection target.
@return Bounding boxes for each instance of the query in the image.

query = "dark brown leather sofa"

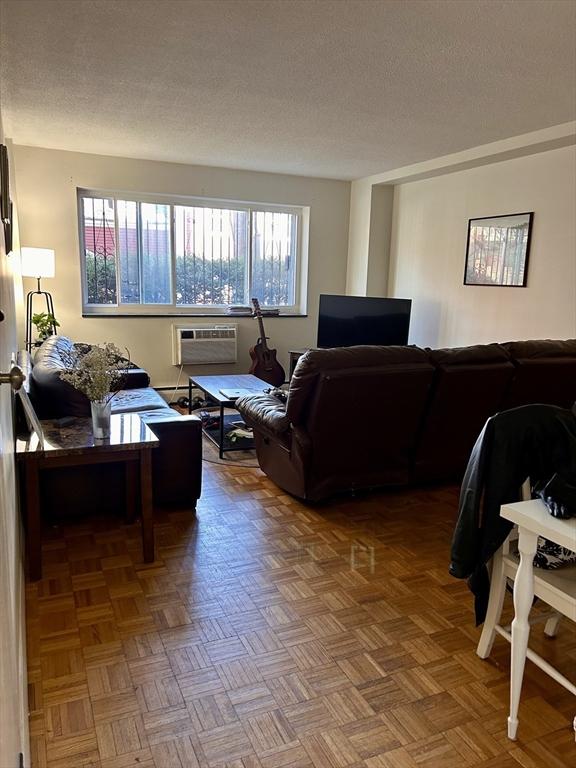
[500,339,576,410]
[412,344,514,484]
[237,339,576,502]
[21,336,202,511]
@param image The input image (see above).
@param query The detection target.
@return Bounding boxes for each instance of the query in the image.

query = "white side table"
[500,499,576,740]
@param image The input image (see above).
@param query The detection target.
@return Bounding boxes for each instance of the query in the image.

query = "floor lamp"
[22,247,57,353]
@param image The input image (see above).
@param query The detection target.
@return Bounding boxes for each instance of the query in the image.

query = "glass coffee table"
[188,374,271,458]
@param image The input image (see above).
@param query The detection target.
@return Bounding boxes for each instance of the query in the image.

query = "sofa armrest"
[236,393,291,436]
[138,412,202,508]
[121,368,150,389]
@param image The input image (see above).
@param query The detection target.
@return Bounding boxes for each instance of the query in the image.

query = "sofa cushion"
[414,346,515,483]
[429,343,510,366]
[501,339,576,409]
[31,336,91,418]
[287,345,430,425]
[502,339,576,359]
[110,388,170,414]
[32,334,75,366]
[236,393,291,436]
[119,368,151,389]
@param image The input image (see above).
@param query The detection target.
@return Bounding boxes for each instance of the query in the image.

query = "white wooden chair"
[476,493,576,740]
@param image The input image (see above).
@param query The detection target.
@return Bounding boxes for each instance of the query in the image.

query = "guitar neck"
[257,315,269,351]
[252,298,270,351]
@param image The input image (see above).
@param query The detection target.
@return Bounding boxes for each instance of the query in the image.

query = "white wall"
[366,184,394,296]
[389,145,576,348]
[345,180,394,297]
[13,146,350,387]
[345,178,372,295]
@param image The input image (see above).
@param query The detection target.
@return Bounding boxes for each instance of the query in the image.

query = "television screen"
[317,294,411,348]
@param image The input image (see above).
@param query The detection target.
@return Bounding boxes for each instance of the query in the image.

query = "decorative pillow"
[533,537,576,570]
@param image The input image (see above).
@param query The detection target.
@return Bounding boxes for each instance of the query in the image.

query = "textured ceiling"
[1,0,575,180]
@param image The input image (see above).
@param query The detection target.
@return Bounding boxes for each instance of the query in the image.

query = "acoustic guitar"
[248,298,286,387]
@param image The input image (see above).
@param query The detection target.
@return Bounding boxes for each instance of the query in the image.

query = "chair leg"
[477,548,507,659]
[508,528,538,741]
[543,612,562,638]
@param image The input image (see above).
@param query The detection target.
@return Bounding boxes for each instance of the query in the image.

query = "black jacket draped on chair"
[450,403,576,624]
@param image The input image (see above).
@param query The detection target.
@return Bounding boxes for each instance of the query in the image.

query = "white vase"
[91,399,112,439]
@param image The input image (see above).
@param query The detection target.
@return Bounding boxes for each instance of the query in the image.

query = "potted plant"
[60,343,130,439]
[32,312,60,345]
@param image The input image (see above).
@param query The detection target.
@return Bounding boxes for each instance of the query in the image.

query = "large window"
[79,190,303,314]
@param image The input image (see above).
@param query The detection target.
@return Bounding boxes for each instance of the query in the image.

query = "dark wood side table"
[16,413,159,580]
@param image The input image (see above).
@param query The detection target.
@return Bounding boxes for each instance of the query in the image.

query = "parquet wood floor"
[26,462,575,768]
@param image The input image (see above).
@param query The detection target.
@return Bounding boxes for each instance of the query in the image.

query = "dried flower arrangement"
[59,343,130,403]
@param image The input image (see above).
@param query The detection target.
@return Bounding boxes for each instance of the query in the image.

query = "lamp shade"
[21,247,55,278]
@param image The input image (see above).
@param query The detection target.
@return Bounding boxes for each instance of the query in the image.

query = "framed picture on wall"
[464,212,533,287]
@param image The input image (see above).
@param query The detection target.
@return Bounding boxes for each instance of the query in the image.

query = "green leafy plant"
[59,343,130,403]
[32,312,60,343]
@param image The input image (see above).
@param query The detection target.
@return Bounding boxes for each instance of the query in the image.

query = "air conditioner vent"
[172,325,237,365]
[194,328,236,340]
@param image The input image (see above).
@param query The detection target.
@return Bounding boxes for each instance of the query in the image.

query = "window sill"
[81,312,308,319]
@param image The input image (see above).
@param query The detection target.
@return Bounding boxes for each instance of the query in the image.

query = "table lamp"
[21,247,57,352]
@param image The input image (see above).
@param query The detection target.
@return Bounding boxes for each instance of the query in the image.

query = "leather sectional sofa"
[237,339,576,502]
[21,336,202,512]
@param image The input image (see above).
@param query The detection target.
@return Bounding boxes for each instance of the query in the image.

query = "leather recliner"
[238,345,436,501]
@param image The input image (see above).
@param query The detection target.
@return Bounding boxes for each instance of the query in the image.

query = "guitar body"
[249,298,286,387]
[249,341,285,387]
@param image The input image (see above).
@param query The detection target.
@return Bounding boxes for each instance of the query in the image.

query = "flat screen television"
[317,294,411,348]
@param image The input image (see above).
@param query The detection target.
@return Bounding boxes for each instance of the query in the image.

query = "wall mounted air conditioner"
[172,325,237,365]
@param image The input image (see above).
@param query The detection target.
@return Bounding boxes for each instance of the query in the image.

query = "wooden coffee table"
[16,413,159,580]
[189,374,271,458]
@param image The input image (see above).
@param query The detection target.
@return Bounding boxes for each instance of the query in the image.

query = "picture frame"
[464,212,533,287]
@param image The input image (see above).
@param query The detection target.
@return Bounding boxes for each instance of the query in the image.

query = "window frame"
[78,188,308,316]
